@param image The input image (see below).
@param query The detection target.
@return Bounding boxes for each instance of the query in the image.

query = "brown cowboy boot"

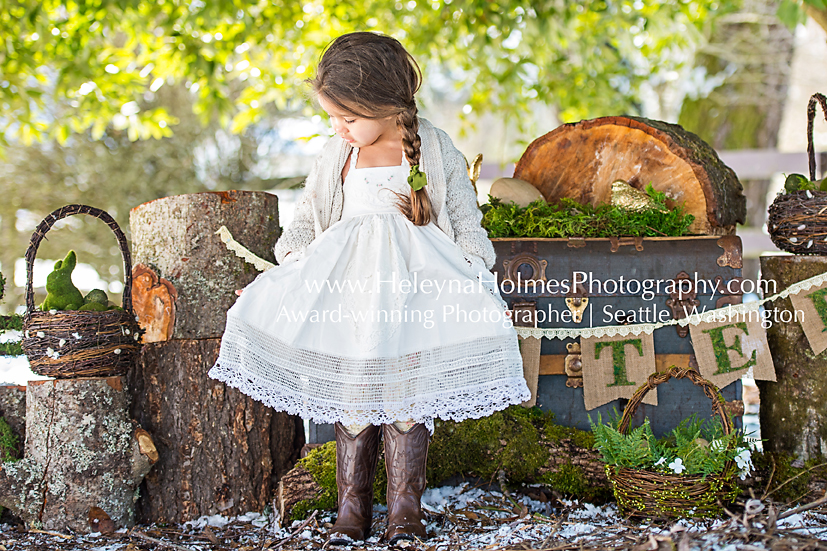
[383,423,430,545]
[327,423,381,545]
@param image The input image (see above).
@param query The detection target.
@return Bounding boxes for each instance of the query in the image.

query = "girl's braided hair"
[310,32,433,225]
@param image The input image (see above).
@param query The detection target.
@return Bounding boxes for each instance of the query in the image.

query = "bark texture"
[513,116,746,235]
[129,338,304,524]
[129,191,280,340]
[0,377,157,532]
[759,255,827,461]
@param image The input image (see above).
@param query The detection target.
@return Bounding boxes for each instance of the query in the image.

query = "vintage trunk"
[492,236,745,436]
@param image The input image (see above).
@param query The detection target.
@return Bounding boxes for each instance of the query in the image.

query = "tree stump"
[129,339,304,523]
[128,191,304,523]
[130,191,280,340]
[759,255,827,461]
[513,116,746,235]
[0,377,157,532]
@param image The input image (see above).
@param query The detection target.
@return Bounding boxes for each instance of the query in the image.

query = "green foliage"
[1,1,739,144]
[783,173,827,193]
[777,0,811,30]
[0,417,19,462]
[480,185,695,238]
[0,270,5,301]
[590,412,753,479]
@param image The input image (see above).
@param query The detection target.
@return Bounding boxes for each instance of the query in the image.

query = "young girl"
[209,32,530,546]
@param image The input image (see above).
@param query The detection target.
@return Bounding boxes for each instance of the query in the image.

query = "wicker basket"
[22,205,142,378]
[768,92,827,254]
[606,366,739,520]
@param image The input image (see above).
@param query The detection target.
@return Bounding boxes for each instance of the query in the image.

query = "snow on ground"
[1,484,826,550]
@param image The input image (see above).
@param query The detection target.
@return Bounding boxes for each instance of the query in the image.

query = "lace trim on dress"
[209,316,531,433]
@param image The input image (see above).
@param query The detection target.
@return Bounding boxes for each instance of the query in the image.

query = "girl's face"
[318,95,398,149]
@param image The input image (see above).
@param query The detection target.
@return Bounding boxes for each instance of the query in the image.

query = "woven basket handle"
[808,93,827,181]
[24,204,134,316]
[617,366,732,437]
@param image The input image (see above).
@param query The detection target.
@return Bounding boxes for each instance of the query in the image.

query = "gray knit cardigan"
[273,118,497,270]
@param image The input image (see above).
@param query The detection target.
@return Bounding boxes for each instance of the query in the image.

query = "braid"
[393,106,433,226]
[398,107,421,167]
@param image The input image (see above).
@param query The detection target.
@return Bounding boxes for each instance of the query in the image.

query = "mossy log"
[0,377,157,532]
[513,116,746,235]
[129,191,280,341]
[278,407,610,521]
[759,255,827,461]
[0,385,26,455]
[129,338,305,524]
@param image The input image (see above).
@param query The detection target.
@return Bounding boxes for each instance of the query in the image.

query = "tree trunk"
[0,385,26,457]
[0,377,157,532]
[129,338,304,524]
[512,116,746,235]
[758,255,827,461]
[129,191,280,341]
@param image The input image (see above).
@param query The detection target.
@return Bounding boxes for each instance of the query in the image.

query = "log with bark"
[130,190,281,341]
[128,191,305,523]
[513,116,746,235]
[129,337,304,524]
[758,255,827,461]
[0,377,157,532]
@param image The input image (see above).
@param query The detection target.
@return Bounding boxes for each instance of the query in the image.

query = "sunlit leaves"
[0,0,737,144]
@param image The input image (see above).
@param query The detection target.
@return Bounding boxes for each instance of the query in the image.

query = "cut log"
[0,377,157,532]
[0,384,26,456]
[129,338,305,524]
[513,116,746,235]
[129,191,280,340]
[758,255,827,461]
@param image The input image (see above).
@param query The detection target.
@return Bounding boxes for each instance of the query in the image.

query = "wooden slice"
[513,116,746,235]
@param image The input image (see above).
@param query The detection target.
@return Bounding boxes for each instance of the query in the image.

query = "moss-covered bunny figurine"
[39,250,85,311]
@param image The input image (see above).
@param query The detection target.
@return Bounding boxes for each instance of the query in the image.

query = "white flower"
[669,458,686,474]
[806,190,813,199]
[790,237,799,243]
[114,348,121,354]
[36,331,45,337]
[72,332,82,339]
[24,330,30,338]
[654,457,667,467]
[46,347,54,356]
[735,448,753,480]
[59,339,66,347]
[49,309,57,314]
[125,328,130,335]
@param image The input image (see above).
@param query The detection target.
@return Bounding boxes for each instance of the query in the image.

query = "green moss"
[544,423,595,450]
[0,417,19,462]
[750,452,827,503]
[540,463,612,503]
[480,186,694,239]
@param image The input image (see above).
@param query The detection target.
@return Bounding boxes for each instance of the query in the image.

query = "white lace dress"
[209,148,530,430]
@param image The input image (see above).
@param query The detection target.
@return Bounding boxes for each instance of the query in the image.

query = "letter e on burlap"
[790,280,827,355]
[689,312,775,389]
[581,333,656,410]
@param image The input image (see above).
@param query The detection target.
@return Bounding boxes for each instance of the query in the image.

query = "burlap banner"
[790,279,827,355]
[688,310,775,390]
[581,333,657,411]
